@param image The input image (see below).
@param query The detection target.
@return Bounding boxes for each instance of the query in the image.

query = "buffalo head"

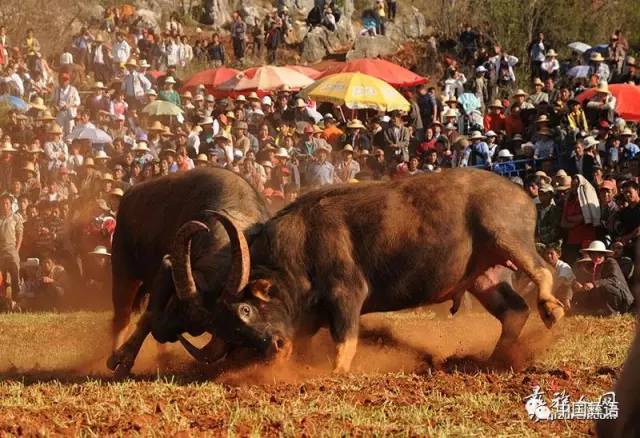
[170,211,293,362]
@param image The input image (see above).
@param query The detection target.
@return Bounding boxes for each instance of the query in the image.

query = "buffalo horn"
[171,220,210,300]
[178,335,228,364]
[206,211,251,299]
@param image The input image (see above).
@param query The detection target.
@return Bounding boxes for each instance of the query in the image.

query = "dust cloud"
[0,303,558,383]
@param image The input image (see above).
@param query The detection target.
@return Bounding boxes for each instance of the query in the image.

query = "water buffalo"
[106,168,269,375]
[174,168,565,373]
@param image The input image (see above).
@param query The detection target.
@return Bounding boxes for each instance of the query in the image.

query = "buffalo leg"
[325,284,368,374]
[471,280,530,364]
[111,277,142,352]
[498,239,564,327]
[107,310,152,377]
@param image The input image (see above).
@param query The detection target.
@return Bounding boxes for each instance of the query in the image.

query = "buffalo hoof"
[539,299,565,328]
[107,351,134,378]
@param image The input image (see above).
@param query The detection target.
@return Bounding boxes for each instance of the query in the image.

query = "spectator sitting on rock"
[321,7,337,32]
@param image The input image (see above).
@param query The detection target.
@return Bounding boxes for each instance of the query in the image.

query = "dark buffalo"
[174,169,565,373]
[107,168,269,375]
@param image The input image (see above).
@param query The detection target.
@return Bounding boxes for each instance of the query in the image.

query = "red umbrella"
[217,66,314,94]
[576,84,640,121]
[318,58,428,88]
[283,65,323,80]
[180,67,240,94]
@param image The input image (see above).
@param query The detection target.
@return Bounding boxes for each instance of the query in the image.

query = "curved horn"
[206,211,251,300]
[178,335,228,364]
[171,220,210,300]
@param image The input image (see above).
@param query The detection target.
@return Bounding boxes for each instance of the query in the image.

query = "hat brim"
[580,248,613,255]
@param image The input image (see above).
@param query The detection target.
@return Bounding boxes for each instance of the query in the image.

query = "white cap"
[261,96,273,106]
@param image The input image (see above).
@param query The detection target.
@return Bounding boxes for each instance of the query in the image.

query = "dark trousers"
[571,286,632,316]
[531,61,543,79]
[233,38,246,60]
[387,1,397,20]
[0,253,20,299]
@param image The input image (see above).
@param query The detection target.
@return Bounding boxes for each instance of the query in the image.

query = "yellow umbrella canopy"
[300,72,410,112]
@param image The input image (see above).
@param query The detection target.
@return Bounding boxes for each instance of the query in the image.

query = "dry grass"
[0,310,635,436]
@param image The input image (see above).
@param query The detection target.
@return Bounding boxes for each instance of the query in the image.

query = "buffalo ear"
[251,279,273,302]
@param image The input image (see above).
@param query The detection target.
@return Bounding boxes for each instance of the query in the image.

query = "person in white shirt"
[178,35,193,68]
[164,36,180,67]
[59,48,74,66]
[542,243,575,308]
[121,59,151,107]
[111,32,131,68]
[52,73,80,135]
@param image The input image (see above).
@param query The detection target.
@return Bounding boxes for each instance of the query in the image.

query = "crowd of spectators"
[0,12,637,315]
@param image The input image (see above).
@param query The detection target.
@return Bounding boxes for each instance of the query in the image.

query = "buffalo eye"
[238,303,252,322]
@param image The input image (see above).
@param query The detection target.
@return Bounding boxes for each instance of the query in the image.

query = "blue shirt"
[624,143,640,160]
[306,160,335,186]
[472,141,491,165]
[493,161,517,177]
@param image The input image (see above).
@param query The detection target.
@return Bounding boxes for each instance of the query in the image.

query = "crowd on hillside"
[0,11,638,315]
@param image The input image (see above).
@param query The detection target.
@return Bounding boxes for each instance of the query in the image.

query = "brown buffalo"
[173,168,566,373]
[106,168,269,375]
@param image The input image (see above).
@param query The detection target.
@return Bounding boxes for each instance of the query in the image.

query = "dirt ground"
[0,307,635,436]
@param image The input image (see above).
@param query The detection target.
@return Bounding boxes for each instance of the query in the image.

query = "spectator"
[231,11,247,62]
[618,180,640,258]
[0,193,23,300]
[571,240,634,316]
[561,175,600,264]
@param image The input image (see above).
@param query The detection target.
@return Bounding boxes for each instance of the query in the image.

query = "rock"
[384,6,428,42]
[302,27,332,63]
[346,34,399,60]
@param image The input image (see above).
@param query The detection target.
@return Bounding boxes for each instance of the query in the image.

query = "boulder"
[384,6,428,42]
[302,27,332,63]
[346,34,399,60]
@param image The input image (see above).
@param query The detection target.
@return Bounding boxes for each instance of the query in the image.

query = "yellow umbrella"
[300,72,410,112]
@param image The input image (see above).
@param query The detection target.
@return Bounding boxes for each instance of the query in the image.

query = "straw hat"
[139,59,151,68]
[534,170,552,184]
[512,89,528,99]
[132,141,150,152]
[47,123,63,135]
[342,144,354,152]
[195,153,208,162]
[0,142,17,153]
[580,240,613,255]
[148,121,164,132]
[90,246,111,256]
[497,149,514,159]
[110,188,124,197]
[627,56,636,67]
[93,81,107,90]
[39,111,55,121]
[261,160,273,168]
[295,98,306,108]
[546,49,558,57]
[26,144,43,154]
[162,126,175,137]
[94,150,110,161]
[583,136,599,149]
[536,114,550,124]
[235,94,247,103]
[347,119,366,129]
[312,125,324,134]
[126,58,138,67]
[181,90,193,99]
[555,169,568,178]
[248,92,260,101]
[621,127,634,136]
[469,131,485,141]
[489,99,504,109]
[555,175,572,191]
[22,162,36,173]
[275,148,290,159]
[533,77,544,86]
[164,76,176,84]
[262,96,273,106]
[596,81,610,94]
[30,97,47,110]
[102,172,115,182]
[443,108,458,118]
[590,52,605,62]
[84,157,95,168]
